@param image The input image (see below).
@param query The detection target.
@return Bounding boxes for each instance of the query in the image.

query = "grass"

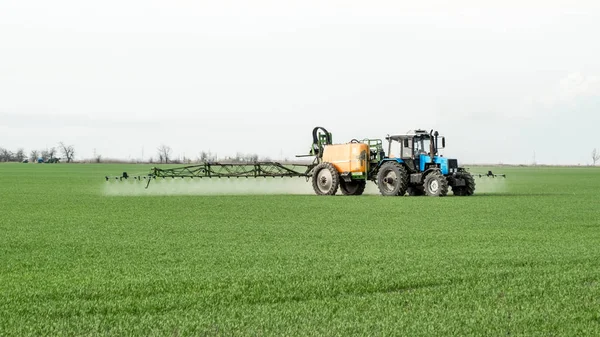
[1,163,599,336]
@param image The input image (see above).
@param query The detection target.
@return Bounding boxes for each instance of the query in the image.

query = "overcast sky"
[1,0,599,165]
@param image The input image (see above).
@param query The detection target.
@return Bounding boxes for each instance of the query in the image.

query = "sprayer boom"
[105,162,316,188]
[471,170,506,178]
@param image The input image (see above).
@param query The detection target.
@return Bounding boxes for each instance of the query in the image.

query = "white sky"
[1,0,599,165]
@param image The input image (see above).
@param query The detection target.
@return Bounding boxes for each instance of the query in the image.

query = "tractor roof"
[386,129,430,140]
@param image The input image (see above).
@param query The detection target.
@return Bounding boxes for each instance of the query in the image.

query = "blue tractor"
[374,129,475,197]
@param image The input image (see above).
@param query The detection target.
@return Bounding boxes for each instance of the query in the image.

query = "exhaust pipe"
[429,130,435,161]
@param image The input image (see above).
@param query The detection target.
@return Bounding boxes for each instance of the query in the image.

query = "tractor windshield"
[387,134,435,159]
[413,136,431,155]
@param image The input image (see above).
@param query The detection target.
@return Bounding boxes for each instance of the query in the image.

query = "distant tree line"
[155,145,267,164]
[0,148,26,162]
[0,142,75,163]
[0,141,278,164]
[197,150,273,163]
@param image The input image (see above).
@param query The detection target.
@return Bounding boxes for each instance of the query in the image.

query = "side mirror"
[403,139,409,147]
[441,137,446,148]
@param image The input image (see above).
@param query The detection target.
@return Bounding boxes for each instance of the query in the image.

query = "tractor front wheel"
[423,171,449,197]
[312,162,340,195]
[452,172,476,196]
[377,162,408,196]
[340,180,366,196]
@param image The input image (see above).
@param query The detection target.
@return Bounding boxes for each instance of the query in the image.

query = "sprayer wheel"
[452,171,476,196]
[423,171,449,197]
[312,162,340,195]
[376,162,408,196]
[340,180,366,196]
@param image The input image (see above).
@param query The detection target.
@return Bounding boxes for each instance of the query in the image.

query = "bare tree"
[59,142,75,163]
[39,147,57,162]
[199,151,208,162]
[14,148,25,162]
[0,148,11,162]
[48,147,56,160]
[92,148,102,163]
[157,144,172,163]
[30,150,39,162]
[198,151,218,163]
[40,149,49,161]
[593,148,600,166]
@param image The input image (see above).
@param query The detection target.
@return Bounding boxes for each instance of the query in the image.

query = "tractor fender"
[408,168,441,185]
[371,159,406,183]
[375,158,404,169]
[420,168,442,182]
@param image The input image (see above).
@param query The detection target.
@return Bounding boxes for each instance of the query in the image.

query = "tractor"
[308,127,475,197]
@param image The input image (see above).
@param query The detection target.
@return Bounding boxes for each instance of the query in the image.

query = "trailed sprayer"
[106,126,505,196]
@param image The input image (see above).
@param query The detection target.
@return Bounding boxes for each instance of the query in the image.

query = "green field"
[1,163,599,336]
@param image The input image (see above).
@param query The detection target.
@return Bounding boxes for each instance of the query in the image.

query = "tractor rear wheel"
[340,180,366,196]
[423,171,449,197]
[452,172,476,196]
[377,162,408,196]
[312,162,340,195]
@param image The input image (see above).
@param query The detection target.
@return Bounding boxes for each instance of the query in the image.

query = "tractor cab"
[386,129,445,160]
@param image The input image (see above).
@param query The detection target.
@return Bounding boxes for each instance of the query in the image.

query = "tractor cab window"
[401,137,412,158]
[388,138,400,158]
[413,136,431,156]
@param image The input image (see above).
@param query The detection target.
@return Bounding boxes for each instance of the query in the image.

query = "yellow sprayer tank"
[322,143,369,174]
